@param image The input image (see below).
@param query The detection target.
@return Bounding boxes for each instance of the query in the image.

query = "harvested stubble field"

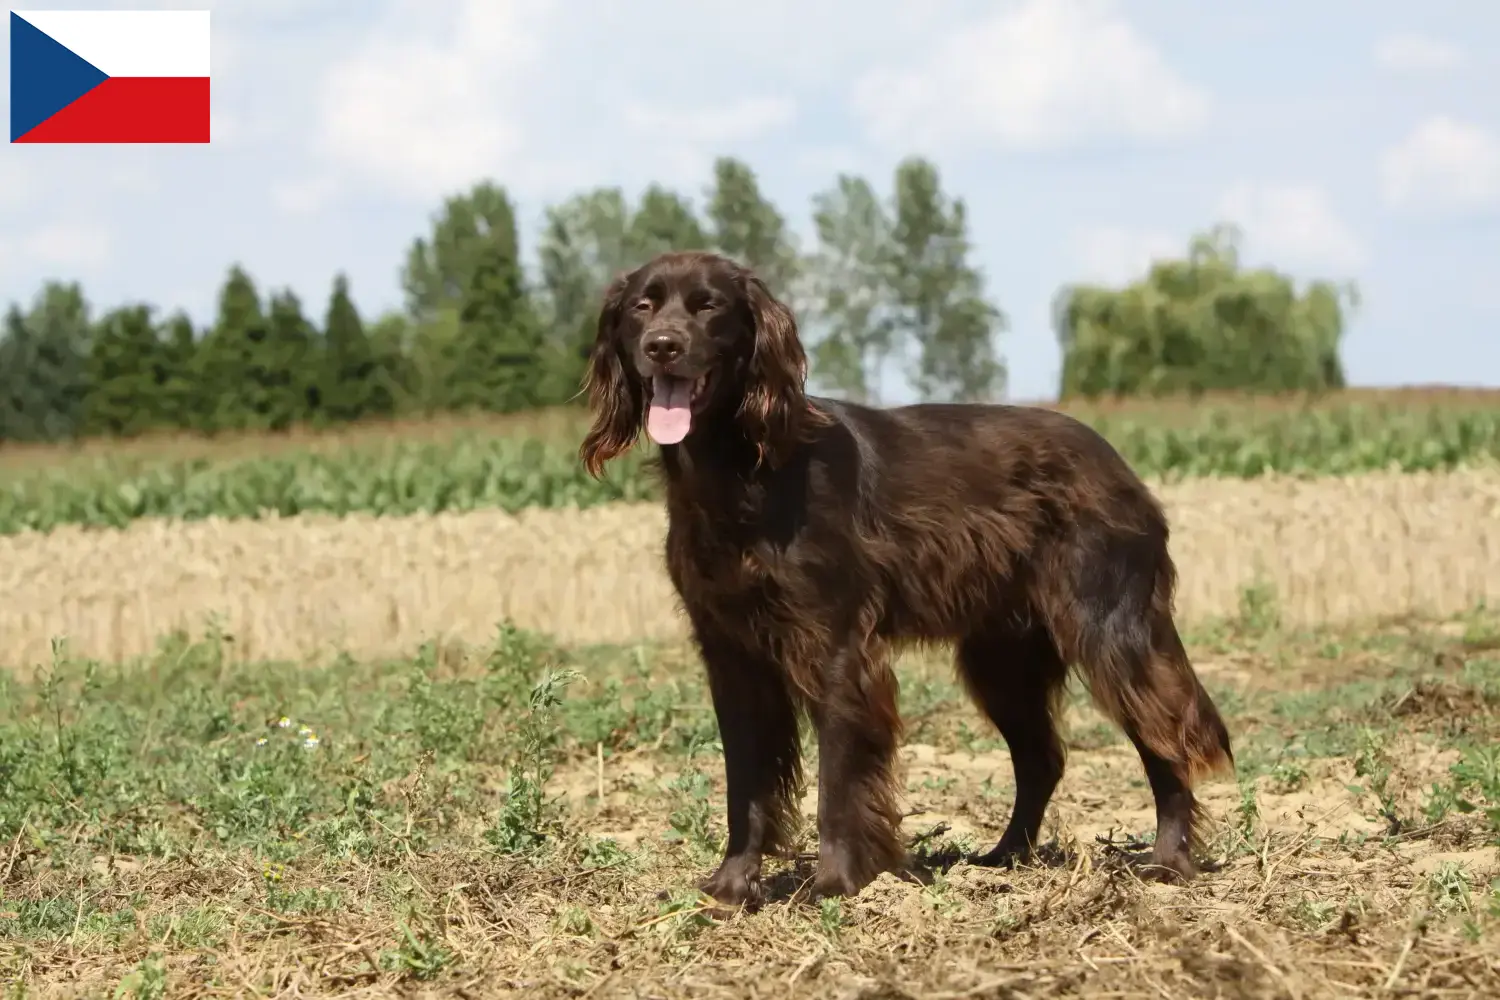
[1,612,1499,998]
[1,467,1498,667]
[3,388,1497,666]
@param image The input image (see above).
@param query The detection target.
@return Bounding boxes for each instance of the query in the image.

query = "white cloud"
[209,106,282,149]
[310,0,546,203]
[18,223,114,269]
[567,0,946,91]
[0,160,30,209]
[303,0,817,204]
[1215,182,1366,273]
[618,96,797,187]
[1070,226,1181,285]
[1373,33,1465,73]
[1380,116,1500,215]
[622,97,796,150]
[269,175,341,216]
[850,0,1209,152]
[790,144,868,179]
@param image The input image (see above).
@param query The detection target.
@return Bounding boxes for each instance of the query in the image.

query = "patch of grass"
[1,612,1498,996]
[1423,744,1500,841]
[662,769,721,863]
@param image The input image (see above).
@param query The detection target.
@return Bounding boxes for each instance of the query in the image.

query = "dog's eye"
[690,296,717,314]
[632,297,653,313]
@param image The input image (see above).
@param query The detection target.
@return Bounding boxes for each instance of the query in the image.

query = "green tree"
[403,182,541,413]
[538,189,630,332]
[803,160,1006,404]
[254,289,322,431]
[191,264,267,432]
[404,307,460,415]
[626,184,708,261]
[365,310,418,416]
[154,311,201,430]
[446,235,544,413]
[536,188,633,405]
[887,157,1006,403]
[1054,224,1356,398]
[704,157,800,300]
[403,181,531,322]
[803,174,897,401]
[0,282,92,442]
[83,303,165,436]
[322,273,387,422]
[0,306,34,442]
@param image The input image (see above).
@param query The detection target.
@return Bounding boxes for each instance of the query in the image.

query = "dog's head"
[579,251,820,477]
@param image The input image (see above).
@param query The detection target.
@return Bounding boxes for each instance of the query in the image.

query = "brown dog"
[579,250,1233,908]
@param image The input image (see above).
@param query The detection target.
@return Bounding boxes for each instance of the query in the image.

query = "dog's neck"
[657,410,762,486]
[650,379,831,516]
[656,402,800,519]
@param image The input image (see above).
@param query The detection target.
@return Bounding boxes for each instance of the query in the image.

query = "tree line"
[0,155,1355,444]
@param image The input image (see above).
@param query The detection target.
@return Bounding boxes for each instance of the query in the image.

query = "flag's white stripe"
[13,10,210,78]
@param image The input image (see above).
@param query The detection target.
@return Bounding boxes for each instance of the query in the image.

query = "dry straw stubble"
[2,467,1498,667]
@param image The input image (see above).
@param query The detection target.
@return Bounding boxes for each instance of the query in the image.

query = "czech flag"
[9,9,210,143]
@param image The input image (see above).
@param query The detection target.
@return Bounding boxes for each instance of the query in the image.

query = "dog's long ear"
[579,273,643,478]
[738,274,826,469]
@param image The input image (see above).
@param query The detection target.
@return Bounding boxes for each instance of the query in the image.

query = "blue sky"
[3,0,1498,404]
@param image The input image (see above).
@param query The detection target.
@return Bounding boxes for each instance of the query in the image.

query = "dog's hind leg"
[1057,525,1235,881]
[1101,612,1232,881]
[956,625,1070,868]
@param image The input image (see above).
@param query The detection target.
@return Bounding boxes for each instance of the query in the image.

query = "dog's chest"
[665,518,779,594]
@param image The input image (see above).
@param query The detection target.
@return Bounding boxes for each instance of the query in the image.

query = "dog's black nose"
[644,333,685,365]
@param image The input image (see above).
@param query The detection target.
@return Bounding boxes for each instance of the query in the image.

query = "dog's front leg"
[811,641,906,899]
[694,628,802,910]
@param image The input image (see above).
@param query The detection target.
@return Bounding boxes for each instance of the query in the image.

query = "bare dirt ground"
[2,611,1498,998]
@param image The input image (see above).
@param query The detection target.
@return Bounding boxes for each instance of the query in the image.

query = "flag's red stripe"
[13,77,210,143]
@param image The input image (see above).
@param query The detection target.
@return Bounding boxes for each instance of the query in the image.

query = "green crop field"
[1,391,1496,535]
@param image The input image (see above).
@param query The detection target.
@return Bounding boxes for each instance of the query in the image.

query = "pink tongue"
[646,375,693,445]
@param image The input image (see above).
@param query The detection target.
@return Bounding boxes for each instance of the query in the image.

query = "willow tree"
[1053,224,1356,399]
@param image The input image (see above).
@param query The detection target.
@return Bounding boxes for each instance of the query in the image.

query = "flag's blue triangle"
[10,12,110,141]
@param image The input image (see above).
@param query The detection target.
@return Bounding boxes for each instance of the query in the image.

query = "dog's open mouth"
[646,373,710,445]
